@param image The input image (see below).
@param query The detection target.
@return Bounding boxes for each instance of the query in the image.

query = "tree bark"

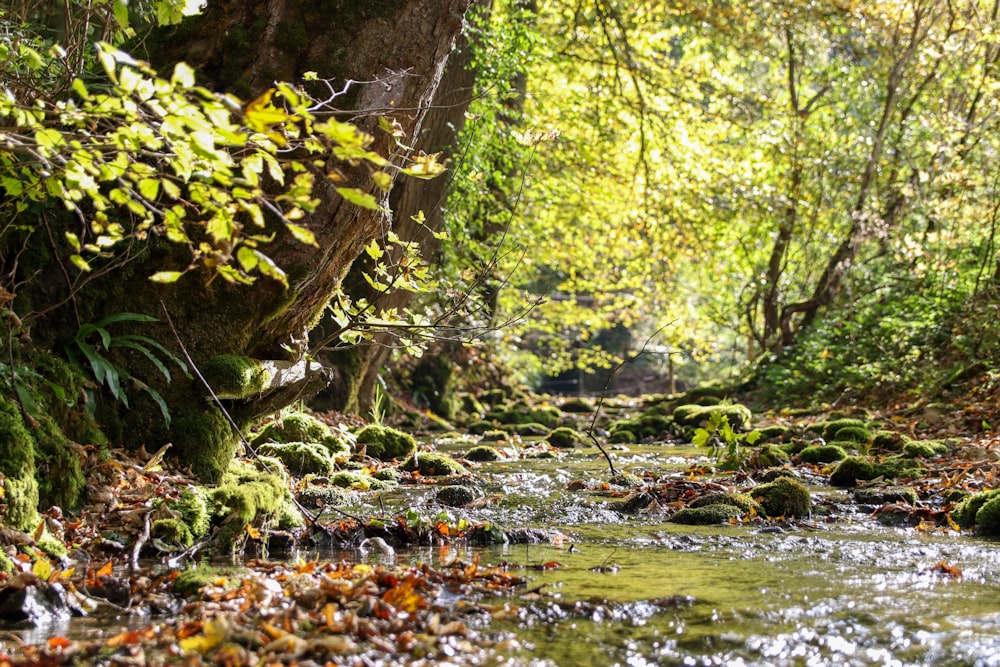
[18,0,471,480]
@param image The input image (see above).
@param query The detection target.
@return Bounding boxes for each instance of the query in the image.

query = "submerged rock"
[853,484,919,506]
[690,492,763,515]
[671,504,743,525]
[436,485,483,507]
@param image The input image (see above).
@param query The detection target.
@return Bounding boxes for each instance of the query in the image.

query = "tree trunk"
[18,0,471,481]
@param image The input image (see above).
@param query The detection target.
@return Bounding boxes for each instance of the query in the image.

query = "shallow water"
[333,440,1000,666]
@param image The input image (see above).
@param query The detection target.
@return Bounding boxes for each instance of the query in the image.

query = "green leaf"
[93,312,158,328]
[140,384,171,426]
[745,430,762,445]
[137,178,160,201]
[692,428,710,447]
[335,187,387,211]
[364,239,384,260]
[149,270,184,283]
[285,222,317,246]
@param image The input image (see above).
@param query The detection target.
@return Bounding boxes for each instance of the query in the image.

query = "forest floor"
[0,378,999,666]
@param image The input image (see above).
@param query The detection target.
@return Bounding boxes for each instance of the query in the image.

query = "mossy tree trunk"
[8,0,471,483]
[311,4,483,415]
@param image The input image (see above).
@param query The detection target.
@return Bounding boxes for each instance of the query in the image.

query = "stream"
[329,437,1000,666]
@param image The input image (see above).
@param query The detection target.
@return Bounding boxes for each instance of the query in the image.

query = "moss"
[468,420,496,435]
[671,504,743,525]
[672,403,752,431]
[32,413,86,510]
[0,551,14,575]
[254,413,349,456]
[796,444,848,464]
[436,485,482,507]
[173,567,228,597]
[0,396,39,530]
[36,528,67,559]
[200,355,270,399]
[172,487,211,537]
[329,471,392,490]
[871,430,908,451]
[152,518,195,548]
[609,472,644,488]
[820,419,867,440]
[689,492,763,515]
[829,456,877,487]
[513,422,549,436]
[973,495,1000,535]
[752,476,811,517]
[479,389,509,406]
[465,445,503,461]
[608,429,635,444]
[371,467,402,483]
[547,426,583,449]
[902,440,937,458]
[256,441,334,475]
[636,413,673,438]
[478,430,509,443]
[560,397,594,413]
[401,452,466,476]
[952,489,1000,529]
[209,463,293,548]
[832,426,870,444]
[460,394,486,419]
[355,424,416,461]
[171,407,236,483]
[757,426,791,442]
[853,485,919,505]
[758,444,791,468]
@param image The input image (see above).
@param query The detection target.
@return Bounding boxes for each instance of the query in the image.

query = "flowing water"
[332,438,1000,666]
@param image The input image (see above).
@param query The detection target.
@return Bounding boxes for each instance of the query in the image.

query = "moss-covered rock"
[818,419,867,440]
[689,492,763,515]
[172,487,211,538]
[478,430,509,443]
[329,471,392,490]
[671,504,743,525]
[513,422,550,436]
[757,425,791,442]
[200,354,270,399]
[752,476,811,517]
[401,452,466,476]
[796,444,848,464]
[468,420,497,435]
[673,403,752,431]
[871,430,908,451]
[254,413,349,456]
[608,429,635,444]
[560,397,595,413]
[853,485,919,505]
[832,426,870,444]
[952,489,1000,532]
[209,461,300,548]
[608,471,644,488]
[903,440,938,458]
[256,441,335,475]
[547,426,583,449]
[355,424,417,461]
[0,396,39,530]
[171,407,238,483]
[152,518,195,549]
[829,456,877,487]
[465,445,503,461]
[758,444,791,468]
[436,485,482,507]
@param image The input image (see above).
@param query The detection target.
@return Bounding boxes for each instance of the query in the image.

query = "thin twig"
[585,322,675,477]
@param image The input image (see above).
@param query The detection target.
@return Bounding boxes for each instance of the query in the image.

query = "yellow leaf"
[244,89,296,133]
[179,616,230,655]
[32,556,52,580]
